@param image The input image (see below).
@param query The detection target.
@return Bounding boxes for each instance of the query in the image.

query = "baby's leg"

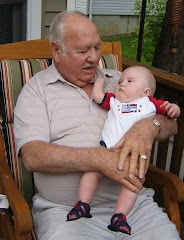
[115,185,138,215]
[108,186,138,235]
[79,171,104,203]
[67,172,103,221]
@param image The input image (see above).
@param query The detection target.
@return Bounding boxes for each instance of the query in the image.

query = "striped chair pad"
[2,122,34,205]
[99,54,119,70]
[0,59,52,124]
[0,54,119,204]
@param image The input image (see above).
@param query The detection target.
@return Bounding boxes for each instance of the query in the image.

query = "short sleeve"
[13,76,50,155]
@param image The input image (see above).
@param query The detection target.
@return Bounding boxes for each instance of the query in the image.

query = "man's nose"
[87,49,100,63]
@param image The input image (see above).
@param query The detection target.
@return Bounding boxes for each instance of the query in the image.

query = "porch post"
[136,0,147,62]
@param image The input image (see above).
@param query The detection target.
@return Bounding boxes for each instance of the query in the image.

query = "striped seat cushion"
[0,59,52,124]
[99,54,119,70]
[0,59,51,205]
[0,54,119,205]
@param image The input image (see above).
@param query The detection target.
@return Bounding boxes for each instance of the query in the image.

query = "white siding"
[92,0,137,15]
[75,0,137,16]
[76,0,89,15]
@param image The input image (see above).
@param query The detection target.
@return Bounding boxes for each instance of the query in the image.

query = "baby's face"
[114,67,149,103]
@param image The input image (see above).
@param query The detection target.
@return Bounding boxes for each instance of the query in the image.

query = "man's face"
[54,16,101,88]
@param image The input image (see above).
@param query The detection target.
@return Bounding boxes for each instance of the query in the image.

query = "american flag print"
[121,104,138,113]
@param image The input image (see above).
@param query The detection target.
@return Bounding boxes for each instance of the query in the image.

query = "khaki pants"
[32,188,181,240]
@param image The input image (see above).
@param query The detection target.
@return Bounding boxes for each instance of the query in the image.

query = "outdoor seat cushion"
[0,59,51,205]
[0,54,119,205]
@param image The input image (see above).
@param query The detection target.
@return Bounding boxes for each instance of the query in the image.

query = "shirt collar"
[45,61,115,86]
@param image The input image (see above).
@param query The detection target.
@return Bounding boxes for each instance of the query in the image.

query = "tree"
[133,0,167,64]
[152,1,184,76]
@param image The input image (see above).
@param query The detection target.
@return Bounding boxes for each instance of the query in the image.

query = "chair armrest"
[0,156,33,235]
[147,163,184,233]
[0,129,33,235]
[148,163,184,202]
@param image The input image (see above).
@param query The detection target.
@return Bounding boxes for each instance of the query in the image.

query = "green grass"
[102,35,152,66]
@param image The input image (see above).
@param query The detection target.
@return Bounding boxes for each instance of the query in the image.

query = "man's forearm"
[21,140,99,173]
[21,140,142,192]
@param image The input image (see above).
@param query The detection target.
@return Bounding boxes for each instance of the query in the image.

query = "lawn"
[101,35,152,66]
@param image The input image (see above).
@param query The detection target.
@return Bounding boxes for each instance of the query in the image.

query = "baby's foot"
[66,201,92,221]
[108,213,131,235]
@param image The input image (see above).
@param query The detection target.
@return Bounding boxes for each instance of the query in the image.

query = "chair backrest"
[0,39,122,70]
[0,39,122,205]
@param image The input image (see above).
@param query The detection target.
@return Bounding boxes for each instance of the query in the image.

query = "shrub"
[132,0,167,63]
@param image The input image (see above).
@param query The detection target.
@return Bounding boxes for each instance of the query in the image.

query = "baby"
[67,66,180,235]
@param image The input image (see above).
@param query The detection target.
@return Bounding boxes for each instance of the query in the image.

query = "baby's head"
[114,65,156,103]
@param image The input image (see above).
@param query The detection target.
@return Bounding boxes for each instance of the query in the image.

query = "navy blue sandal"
[108,213,131,235]
[67,201,92,221]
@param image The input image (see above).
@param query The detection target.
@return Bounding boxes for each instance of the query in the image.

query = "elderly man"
[14,11,180,240]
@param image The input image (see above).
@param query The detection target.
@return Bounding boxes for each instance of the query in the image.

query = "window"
[0,0,27,44]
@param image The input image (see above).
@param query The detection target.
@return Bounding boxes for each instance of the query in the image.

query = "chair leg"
[163,186,181,234]
[1,212,15,240]
[0,211,31,240]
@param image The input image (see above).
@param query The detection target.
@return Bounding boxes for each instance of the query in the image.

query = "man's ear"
[142,88,151,97]
[50,42,62,63]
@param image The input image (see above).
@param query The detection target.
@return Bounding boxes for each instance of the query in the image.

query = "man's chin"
[75,79,93,88]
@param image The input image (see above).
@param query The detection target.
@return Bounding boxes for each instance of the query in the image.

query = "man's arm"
[21,141,141,192]
[112,115,177,179]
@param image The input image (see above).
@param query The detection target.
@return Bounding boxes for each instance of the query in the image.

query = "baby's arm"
[161,101,181,118]
[92,77,106,104]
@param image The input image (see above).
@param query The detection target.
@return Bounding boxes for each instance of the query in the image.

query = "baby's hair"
[129,66,156,96]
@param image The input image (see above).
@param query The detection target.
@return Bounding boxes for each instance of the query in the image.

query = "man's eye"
[78,49,88,54]
[79,51,87,54]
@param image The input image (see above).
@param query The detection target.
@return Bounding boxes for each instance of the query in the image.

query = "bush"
[132,0,167,63]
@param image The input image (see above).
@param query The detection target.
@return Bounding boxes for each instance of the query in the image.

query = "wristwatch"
[150,117,161,136]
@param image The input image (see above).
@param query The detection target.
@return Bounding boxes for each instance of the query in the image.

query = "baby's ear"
[142,88,151,97]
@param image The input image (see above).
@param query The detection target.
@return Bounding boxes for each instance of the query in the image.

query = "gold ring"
[140,155,147,160]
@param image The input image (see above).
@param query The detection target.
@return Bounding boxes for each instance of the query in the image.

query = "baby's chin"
[115,93,130,103]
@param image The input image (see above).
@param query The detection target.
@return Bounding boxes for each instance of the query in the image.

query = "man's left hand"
[111,118,155,179]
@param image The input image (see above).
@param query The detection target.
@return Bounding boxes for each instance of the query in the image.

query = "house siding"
[41,0,139,38]
[76,0,89,15]
[92,0,137,15]
[74,0,139,36]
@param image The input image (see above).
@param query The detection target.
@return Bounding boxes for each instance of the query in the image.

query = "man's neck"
[81,83,94,98]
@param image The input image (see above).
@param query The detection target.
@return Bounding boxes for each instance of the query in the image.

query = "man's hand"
[111,118,155,179]
[111,115,177,180]
[94,148,143,193]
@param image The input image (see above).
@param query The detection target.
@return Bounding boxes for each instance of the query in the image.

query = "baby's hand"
[92,77,106,84]
[89,77,95,83]
[160,101,176,118]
